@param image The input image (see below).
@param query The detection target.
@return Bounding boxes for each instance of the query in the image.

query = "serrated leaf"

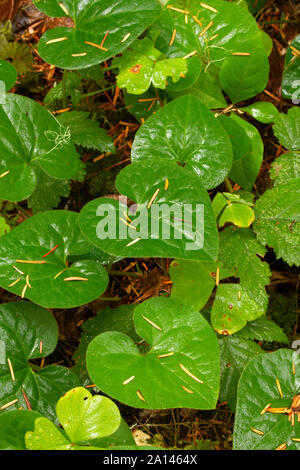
[0,59,16,90]
[270,151,300,186]
[44,72,82,109]
[218,226,271,305]
[236,316,289,343]
[0,40,33,75]
[36,0,162,70]
[0,211,109,308]
[114,38,187,94]
[0,410,42,450]
[0,216,10,237]
[234,349,300,450]
[253,180,300,266]
[57,111,114,152]
[219,336,262,410]
[79,160,219,262]
[0,93,81,202]
[273,107,300,150]
[0,301,79,421]
[211,284,267,335]
[282,34,300,102]
[27,165,71,214]
[131,95,233,189]
[86,297,220,409]
[229,114,264,190]
[241,102,279,124]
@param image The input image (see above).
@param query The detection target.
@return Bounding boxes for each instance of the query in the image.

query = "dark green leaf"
[273,107,300,150]
[241,102,279,124]
[0,59,16,90]
[0,410,41,450]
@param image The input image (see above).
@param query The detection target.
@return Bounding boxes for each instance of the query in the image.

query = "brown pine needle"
[39,340,43,354]
[250,427,264,436]
[120,218,136,230]
[275,443,287,450]
[16,260,46,264]
[260,403,271,415]
[0,170,10,178]
[122,376,135,385]
[200,2,218,12]
[8,278,21,288]
[26,275,32,288]
[183,50,197,59]
[276,378,283,398]
[167,6,189,14]
[179,364,204,384]
[12,265,24,275]
[121,33,131,43]
[126,238,141,247]
[292,438,300,442]
[46,37,68,44]
[136,390,145,402]
[53,269,66,279]
[64,277,88,282]
[53,108,71,114]
[181,385,194,394]
[21,284,27,299]
[215,267,220,286]
[147,188,160,209]
[199,21,214,38]
[71,52,87,57]
[232,52,251,56]
[59,2,69,15]
[7,358,15,381]
[293,362,296,375]
[290,45,300,55]
[157,352,174,358]
[0,399,18,410]
[21,389,32,410]
[169,29,177,46]
[138,97,158,103]
[164,179,169,190]
[142,315,162,331]
[100,31,109,49]
[85,41,107,51]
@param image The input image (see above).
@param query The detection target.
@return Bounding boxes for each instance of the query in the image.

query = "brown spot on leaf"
[130,64,142,74]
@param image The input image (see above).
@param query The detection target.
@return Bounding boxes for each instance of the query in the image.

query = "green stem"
[225,177,233,194]
[62,69,68,108]
[81,85,116,98]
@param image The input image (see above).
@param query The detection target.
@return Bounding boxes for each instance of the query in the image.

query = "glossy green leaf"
[282,34,300,102]
[218,203,255,228]
[253,180,300,266]
[89,418,135,449]
[229,114,264,190]
[219,336,262,410]
[26,387,122,450]
[150,0,268,102]
[270,151,300,186]
[0,211,109,308]
[0,59,17,90]
[36,0,162,70]
[0,410,42,450]
[219,226,271,306]
[87,297,220,409]
[124,89,162,123]
[241,102,279,124]
[26,417,72,450]
[218,114,250,162]
[234,349,300,450]
[56,387,121,442]
[169,259,232,310]
[0,93,81,202]
[114,38,187,94]
[73,305,139,385]
[0,301,79,420]
[211,284,266,335]
[273,107,300,150]
[131,95,233,189]
[57,111,115,152]
[79,160,219,262]
[236,316,289,343]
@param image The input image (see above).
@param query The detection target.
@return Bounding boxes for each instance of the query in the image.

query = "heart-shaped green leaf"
[273,107,300,151]
[36,0,162,70]
[0,93,81,202]
[0,301,79,420]
[270,152,300,186]
[218,114,250,162]
[79,160,219,262]
[228,114,264,190]
[241,102,279,124]
[114,38,187,94]
[253,180,300,266]
[86,297,220,409]
[219,335,262,410]
[169,259,232,310]
[282,34,300,102]
[0,211,109,308]
[25,387,121,450]
[131,95,233,189]
[0,59,17,90]
[211,284,267,335]
[0,410,42,450]
[234,349,300,450]
[149,0,268,103]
